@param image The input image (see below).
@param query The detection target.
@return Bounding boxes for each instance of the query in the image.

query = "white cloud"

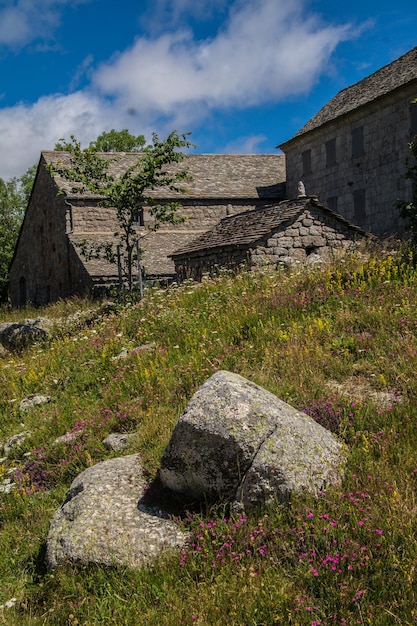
[0,0,358,179]
[221,134,268,154]
[0,91,143,179]
[94,0,352,119]
[0,0,89,48]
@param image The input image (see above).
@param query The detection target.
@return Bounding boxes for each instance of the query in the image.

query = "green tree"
[48,131,194,291]
[0,177,27,301]
[55,129,146,153]
[19,164,37,204]
[90,129,146,152]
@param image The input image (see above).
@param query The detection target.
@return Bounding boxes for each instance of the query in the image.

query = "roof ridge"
[280,46,417,144]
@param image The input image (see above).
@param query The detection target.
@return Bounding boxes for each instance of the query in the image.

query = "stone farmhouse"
[279,46,417,239]
[9,46,417,303]
[170,195,367,280]
[9,153,285,306]
[168,46,416,280]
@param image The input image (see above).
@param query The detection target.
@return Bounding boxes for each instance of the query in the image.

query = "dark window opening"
[410,101,417,136]
[352,127,364,158]
[325,138,336,167]
[327,196,338,212]
[302,149,312,176]
[353,189,366,226]
[19,276,27,306]
[133,209,144,226]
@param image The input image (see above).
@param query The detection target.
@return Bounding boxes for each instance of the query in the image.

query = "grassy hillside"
[1,250,417,625]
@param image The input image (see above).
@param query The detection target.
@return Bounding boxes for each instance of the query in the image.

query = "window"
[327,196,338,212]
[410,101,417,136]
[132,209,144,226]
[302,149,312,176]
[353,189,366,225]
[352,127,364,158]
[19,276,26,306]
[325,138,336,167]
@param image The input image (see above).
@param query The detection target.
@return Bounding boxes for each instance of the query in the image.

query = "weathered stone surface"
[172,200,366,281]
[46,455,187,570]
[110,343,155,362]
[53,431,83,446]
[102,432,136,451]
[19,394,51,412]
[2,431,32,457]
[235,404,343,509]
[0,322,49,351]
[160,371,344,509]
[160,371,282,503]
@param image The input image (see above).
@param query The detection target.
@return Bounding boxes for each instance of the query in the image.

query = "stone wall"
[9,159,80,306]
[250,206,359,266]
[72,199,268,235]
[174,205,363,280]
[10,161,278,305]
[283,83,416,238]
[71,199,267,278]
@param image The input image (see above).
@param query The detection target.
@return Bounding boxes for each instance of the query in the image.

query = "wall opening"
[19,276,27,306]
[325,138,337,167]
[352,127,364,158]
[302,149,312,176]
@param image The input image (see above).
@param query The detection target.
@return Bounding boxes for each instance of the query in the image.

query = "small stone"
[3,431,32,457]
[102,433,136,451]
[19,395,51,412]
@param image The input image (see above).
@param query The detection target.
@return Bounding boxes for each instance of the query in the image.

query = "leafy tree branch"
[48,130,194,291]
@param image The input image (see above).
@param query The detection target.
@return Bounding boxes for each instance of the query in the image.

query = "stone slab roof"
[42,152,286,200]
[70,229,201,279]
[170,197,366,258]
[280,46,417,145]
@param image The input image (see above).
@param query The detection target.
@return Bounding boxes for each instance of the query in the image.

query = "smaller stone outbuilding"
[170,195,368,280]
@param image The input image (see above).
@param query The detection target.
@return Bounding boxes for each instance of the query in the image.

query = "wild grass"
[1,248,417,624]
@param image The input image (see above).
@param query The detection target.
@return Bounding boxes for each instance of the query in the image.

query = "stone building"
[9,152,285,306]
[279,46,417,238]
[170,195,367,280]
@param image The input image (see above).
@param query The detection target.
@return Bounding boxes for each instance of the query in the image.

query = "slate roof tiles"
[170,197,366,257]
[42,152,286,200]
[281,46,417,144]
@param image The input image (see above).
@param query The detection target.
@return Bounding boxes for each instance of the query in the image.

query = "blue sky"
[0,0,416,179]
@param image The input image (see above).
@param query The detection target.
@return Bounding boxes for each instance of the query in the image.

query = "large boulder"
[160,371,344,510]
[46,455,187,570]
[0,320,50,352]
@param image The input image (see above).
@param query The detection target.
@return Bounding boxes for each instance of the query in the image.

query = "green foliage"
[0,164,36,301]
[2,251,417,623]
[90,128,146,152]
[55,128,146,153]
[0,176,27,301]
[18,164,37,205]
[48,131,194,290]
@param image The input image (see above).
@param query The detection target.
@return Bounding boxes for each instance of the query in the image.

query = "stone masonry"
[280,46,417,238]
[171,196,367,280]
[9,153,285,306]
